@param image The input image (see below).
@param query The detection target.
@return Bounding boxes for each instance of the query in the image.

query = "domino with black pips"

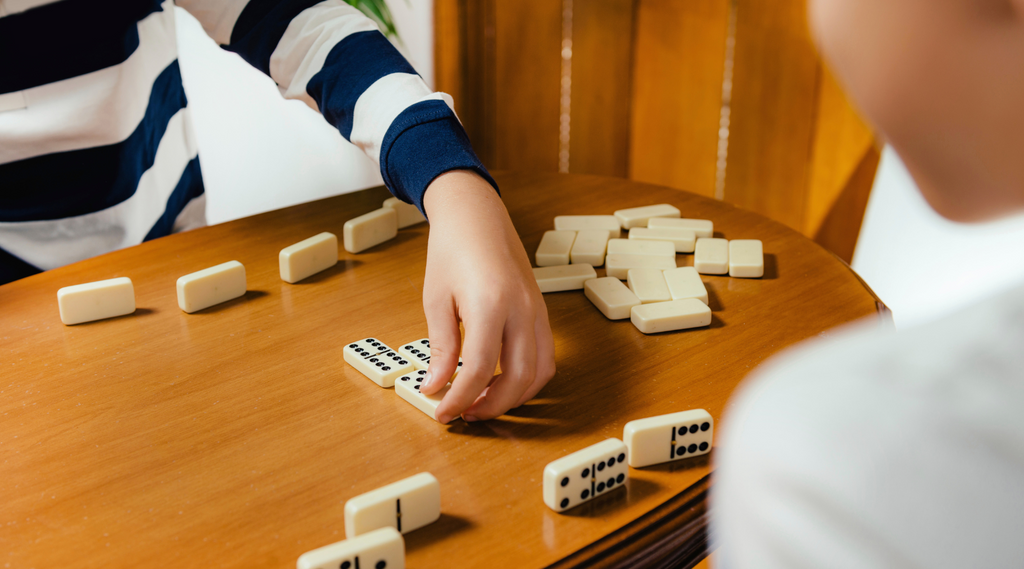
[623,409,713,467]
[543,438,629,513]
[394,370,455,423]
[398,339,431,369]
[344,472,441,537]
[343,338,414,387]
[296,527,404,569]
[397,338,463,374]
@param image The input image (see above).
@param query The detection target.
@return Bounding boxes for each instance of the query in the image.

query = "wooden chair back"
[434,0,879,262]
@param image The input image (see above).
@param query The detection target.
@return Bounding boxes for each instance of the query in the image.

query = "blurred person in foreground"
[712,0,1024,566]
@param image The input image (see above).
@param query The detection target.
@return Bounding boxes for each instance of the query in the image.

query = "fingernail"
[464,415,478,422]
[422,370,433,388]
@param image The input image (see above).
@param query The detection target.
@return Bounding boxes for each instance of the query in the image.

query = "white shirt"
[712,279,1024,568]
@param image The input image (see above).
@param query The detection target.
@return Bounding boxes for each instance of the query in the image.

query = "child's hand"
[418,170,556,423]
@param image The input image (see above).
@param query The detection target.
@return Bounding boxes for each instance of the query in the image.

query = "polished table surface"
[0,172,884,568]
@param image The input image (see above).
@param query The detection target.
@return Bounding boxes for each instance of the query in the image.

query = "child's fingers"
[463,310,538,420]
[515,308,557,407]
[422,295,462,395]
[434,308,504,424]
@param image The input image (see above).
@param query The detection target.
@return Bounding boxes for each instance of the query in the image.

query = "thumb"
[422,295,462,395]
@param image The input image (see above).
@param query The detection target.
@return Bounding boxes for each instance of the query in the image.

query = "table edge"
[545,475,710,569]
[547,286,890,569]
[827,250,894,327]
[2,174,890,569]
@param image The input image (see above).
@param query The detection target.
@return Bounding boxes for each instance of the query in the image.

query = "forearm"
[379,107,497,214]
[179,0,496,212]
[423,171,508,227]
[420,170,555,423]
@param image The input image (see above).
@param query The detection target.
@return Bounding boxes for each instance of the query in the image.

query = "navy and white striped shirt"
[0,0,494,284]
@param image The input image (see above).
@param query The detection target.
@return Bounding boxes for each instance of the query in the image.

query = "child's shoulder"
[713,279,1024,568]
[733,278,1024,418]
[717,278,1024,492]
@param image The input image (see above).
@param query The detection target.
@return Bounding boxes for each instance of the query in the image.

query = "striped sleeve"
[175,0,497,213]
[0,0,207,278]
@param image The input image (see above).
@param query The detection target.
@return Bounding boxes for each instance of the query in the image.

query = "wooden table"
[0,172,885,568]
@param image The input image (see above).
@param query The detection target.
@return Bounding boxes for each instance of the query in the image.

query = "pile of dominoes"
[531,203,764,334]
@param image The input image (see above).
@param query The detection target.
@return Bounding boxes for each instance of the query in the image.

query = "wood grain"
[0,172,881,568]
[433,0,462,95]
[629,0,730,198]
[546,476,709,569]
[805,66,880,263]
[813,144,881,263]
[434,0,498,166]
[723,0,821,229]
[435,1,881,259]
[804,67,876,238]
[494,0,562,172]
[693,552,714,569]
[568,0,636,177]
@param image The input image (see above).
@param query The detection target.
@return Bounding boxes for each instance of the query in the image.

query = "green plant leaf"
[344,0,400,40]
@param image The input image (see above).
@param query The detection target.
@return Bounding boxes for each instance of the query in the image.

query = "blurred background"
[176,0,1024,329]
